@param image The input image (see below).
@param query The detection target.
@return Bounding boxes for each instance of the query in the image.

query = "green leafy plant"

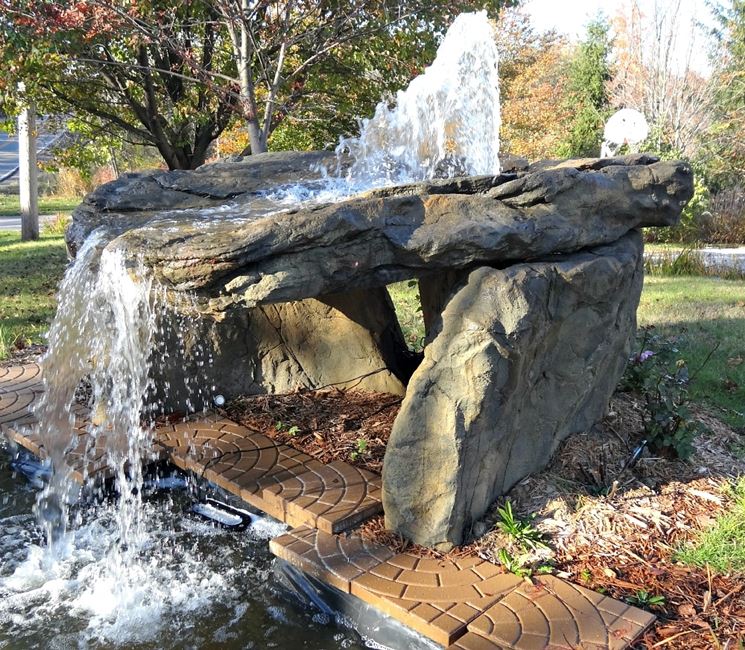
[350,438,368,461]
[496,548,533,578]
[496,501,549,551]
[627,589,666,609]
[275,421,300,436]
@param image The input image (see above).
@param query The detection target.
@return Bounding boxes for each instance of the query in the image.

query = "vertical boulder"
[383,231,644,549]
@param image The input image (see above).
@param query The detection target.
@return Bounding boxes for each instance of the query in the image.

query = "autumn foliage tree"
[557,18,612,158]
[496,7,572,161]
[0,0,238,169]
[705,0,745,186]
[608,0,713,159]
[0,0,517,169]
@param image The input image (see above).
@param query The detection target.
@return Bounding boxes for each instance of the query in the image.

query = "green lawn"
[388,281,425,351]
[677,478,745,573]
[0,194,80,217]
[638,275,745,429]
[0,232,68,357]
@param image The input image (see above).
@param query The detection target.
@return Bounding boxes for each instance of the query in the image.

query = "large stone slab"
[68,154,690,312]
[383,231,645,549]
[66,150,338,256]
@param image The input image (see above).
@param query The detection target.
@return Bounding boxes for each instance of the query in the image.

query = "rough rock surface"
[68,153,691,314]
[66,150,338,256]
[67,151,693,548]
[382,231,645,549]
[150,287,411,410]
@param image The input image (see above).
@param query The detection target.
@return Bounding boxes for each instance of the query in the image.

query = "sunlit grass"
[0,194,80,217]
[0,232,67,359]
[638,275,745,428]
[677,478,745,573]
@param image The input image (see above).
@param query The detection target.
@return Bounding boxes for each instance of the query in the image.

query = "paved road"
[0,130,64,182]
[0,215,57,232]
[645,247,745,273]
[0,132,20,180]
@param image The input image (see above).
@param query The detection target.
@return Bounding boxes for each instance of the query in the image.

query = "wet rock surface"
[69,152,691,313]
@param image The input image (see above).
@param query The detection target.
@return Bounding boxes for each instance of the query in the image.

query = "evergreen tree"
[558,18,612,158]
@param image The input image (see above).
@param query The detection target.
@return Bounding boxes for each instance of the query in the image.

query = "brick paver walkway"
[0,363,655,649]
[262,459,382,533]
[0,363,43,393]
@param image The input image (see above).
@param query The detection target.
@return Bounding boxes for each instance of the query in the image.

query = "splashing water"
[32,230,160,549]
[337,11,501,186]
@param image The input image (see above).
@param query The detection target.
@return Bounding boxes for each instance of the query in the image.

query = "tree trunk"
[239,0,267,154]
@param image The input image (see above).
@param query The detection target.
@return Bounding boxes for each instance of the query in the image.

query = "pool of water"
[0,440,369,650]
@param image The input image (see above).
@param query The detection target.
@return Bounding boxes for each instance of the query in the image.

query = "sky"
[522,0,715,74]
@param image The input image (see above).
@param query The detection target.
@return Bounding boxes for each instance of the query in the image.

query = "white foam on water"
[0,502,279,646]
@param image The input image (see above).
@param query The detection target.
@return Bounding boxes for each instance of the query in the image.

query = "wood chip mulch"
[353,393,745,647]
[0,344,45,367]
[223,388,401,474]
[472,393,745,649]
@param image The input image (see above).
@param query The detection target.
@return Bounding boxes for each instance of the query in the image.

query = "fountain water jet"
[338,11,501,185]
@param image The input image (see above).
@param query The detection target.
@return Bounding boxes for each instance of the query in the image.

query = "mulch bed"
[227,386,745,647]
[472,393,745,648]
[224,388,401,474]
[0,344,46,367]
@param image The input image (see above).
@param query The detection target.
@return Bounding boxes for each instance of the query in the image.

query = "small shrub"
[621,328,707,459]
[55,167,93,197]
[626,589,666,609]
[42,213,71,236]
[496,501,549,550]
[644,246,707,277]
[350,438,368,461]
[496,548,533,578]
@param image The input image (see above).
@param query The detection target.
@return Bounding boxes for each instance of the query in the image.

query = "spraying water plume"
[338,11,501,185]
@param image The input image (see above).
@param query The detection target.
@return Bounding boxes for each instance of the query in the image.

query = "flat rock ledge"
[68,151,693,547]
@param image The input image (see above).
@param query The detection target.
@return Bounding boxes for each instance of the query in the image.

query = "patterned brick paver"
[269,524,395,593]
[262,460,382,533]
[464,575,655,650]
[447,632,509,650]
[0,363,43,394]
[154,414,325,519]
[349,551,524,646]
[4,410,115,484]
[0,389,41,427]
